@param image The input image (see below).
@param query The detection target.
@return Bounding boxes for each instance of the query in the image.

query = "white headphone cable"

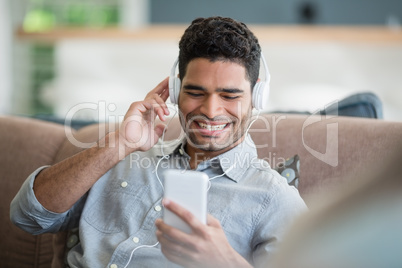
[207,110,260,190]
[122,241,160,268]
[123,106,177,268]
[154,107,178,191]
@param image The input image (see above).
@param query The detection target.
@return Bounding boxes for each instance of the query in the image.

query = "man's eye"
[187,92,203,97]
[223,95,240,100]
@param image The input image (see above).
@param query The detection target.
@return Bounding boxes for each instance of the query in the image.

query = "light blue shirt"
[11,135,306,268]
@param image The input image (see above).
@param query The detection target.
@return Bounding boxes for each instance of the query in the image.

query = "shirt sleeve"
[251,180,308,268]
[10,166,81,235]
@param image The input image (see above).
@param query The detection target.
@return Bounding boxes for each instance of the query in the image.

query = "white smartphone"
[163,169,209,233]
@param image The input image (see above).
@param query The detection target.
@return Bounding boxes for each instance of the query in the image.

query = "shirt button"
[133,237,140,243]
[121,181,128,188]
[110,264,118,268]
[179,148,184,155]
[154,205,162,212]
[66,234,79,248]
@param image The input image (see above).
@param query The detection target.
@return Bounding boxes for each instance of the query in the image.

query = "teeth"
[198,122,227,131]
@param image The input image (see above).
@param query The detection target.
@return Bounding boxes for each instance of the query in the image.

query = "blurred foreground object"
[271,149,402,268]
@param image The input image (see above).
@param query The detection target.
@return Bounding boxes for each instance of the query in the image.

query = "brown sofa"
[1,114,402,267]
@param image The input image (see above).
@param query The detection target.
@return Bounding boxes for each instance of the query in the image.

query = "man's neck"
[185,137,245,170]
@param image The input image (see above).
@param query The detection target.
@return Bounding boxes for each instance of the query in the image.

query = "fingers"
[146,77,170,101]
[155,219,193,265]
[155,216,192,245]
[207,214,221,228]
[153,94,170,122]
[155,204,230,267]
[163,199,199,227]
[155,219,186,246]
[125,82,170,122]
[145,77,171,121]
[155,200,198,248]
[162,199,207,235]
[153,124,166,143]
[118,77,172,153]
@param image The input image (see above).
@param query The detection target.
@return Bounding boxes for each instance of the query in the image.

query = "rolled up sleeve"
[10,166,69,234]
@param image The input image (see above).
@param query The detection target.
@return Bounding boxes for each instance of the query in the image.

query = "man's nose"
[199,95,223,119]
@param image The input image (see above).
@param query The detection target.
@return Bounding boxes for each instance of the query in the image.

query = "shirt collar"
[213,134,258,182]
[155,138,188,158]
[157,135,258,183]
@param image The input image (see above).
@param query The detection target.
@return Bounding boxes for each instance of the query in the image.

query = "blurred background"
[1,0,402,121]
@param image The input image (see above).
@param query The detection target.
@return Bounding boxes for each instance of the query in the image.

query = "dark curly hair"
[178,16,261,90]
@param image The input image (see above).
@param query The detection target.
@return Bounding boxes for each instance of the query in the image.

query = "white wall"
[44,40,402,121]
[0,0,12,114]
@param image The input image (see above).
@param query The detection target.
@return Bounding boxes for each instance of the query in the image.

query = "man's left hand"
[155,199,252,268]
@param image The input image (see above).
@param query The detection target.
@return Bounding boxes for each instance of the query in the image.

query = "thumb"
[153,124,167,144]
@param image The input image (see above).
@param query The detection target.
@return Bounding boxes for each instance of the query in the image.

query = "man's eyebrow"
[216,88,244,94]
[182,84,207,91]
[182,84,244,94]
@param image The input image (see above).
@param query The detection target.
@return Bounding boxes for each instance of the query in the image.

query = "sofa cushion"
[274,155,300,188]
[269,92,383,119]
[320,92,383,119]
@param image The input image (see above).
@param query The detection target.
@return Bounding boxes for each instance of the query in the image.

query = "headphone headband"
[169,54,270,110]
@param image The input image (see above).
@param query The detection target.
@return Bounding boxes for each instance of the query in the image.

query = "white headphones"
[168,54,271,110]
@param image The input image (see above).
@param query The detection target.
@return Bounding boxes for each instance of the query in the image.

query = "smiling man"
[11,17,306,267]
[179,58,252,166]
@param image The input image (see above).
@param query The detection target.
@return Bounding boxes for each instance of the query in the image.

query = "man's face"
[178,58,252,153]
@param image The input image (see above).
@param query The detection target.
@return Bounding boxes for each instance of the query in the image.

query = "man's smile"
[191,120,232,137]
[197,122,229,131]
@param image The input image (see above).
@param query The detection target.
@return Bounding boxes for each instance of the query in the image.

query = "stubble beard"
[180,108,252,152]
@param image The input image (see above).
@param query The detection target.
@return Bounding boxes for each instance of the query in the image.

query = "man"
[11,17,306,267]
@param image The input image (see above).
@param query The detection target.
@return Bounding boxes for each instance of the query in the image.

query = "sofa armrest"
[0,116,72,267]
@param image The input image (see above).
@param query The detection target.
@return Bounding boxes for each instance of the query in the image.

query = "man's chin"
[189,143,230,153]
[186,133,242,152]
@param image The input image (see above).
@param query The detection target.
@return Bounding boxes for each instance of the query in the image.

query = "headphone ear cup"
[169,76,181,104]
[253,53,271,110]
[252,82,269,110]
[174,77,181,104]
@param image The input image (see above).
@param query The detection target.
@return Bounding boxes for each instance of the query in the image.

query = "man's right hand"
[118,77,171,156]
[32,77,172,213]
